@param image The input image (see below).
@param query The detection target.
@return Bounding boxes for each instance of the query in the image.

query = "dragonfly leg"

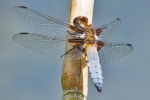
[60,46,76,58]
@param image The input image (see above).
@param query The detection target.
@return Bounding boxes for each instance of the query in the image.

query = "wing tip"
[19,6,28,8]
[20,32,29,34]
[12,6,28,13]
[127,44,133,52]
[116,18,121,23]
[127,44,132,46]
[116,18,120,20]
[12,32,29,41]
[12,6,28,9]
[13,6,28,9]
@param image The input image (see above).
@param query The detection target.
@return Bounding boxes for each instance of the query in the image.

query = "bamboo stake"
[61,0,94,100]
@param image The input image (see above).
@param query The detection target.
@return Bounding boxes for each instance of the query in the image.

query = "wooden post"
[61,0,94,100]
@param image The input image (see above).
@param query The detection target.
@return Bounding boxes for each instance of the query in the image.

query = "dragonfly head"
[73,16,89,30]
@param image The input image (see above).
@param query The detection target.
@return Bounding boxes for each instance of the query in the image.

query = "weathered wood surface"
[61,0,94,100]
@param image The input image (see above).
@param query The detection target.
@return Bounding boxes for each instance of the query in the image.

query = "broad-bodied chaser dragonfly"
[12,6,133,93]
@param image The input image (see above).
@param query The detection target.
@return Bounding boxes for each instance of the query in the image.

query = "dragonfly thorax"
[70,16,98,49]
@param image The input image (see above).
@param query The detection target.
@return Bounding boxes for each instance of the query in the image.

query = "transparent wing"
[12,6,71,38]
[12,33,83,60]
[98,43,133,64]
[96,18,121,42]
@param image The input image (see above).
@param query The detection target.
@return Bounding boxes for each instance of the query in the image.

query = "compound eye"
[73,17,79,25]
[80,16,88,25]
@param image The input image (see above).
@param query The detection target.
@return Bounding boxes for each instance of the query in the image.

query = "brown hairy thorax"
[68,16,104,50]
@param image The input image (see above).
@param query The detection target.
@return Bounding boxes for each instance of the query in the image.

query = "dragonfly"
[12,6,133,93]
